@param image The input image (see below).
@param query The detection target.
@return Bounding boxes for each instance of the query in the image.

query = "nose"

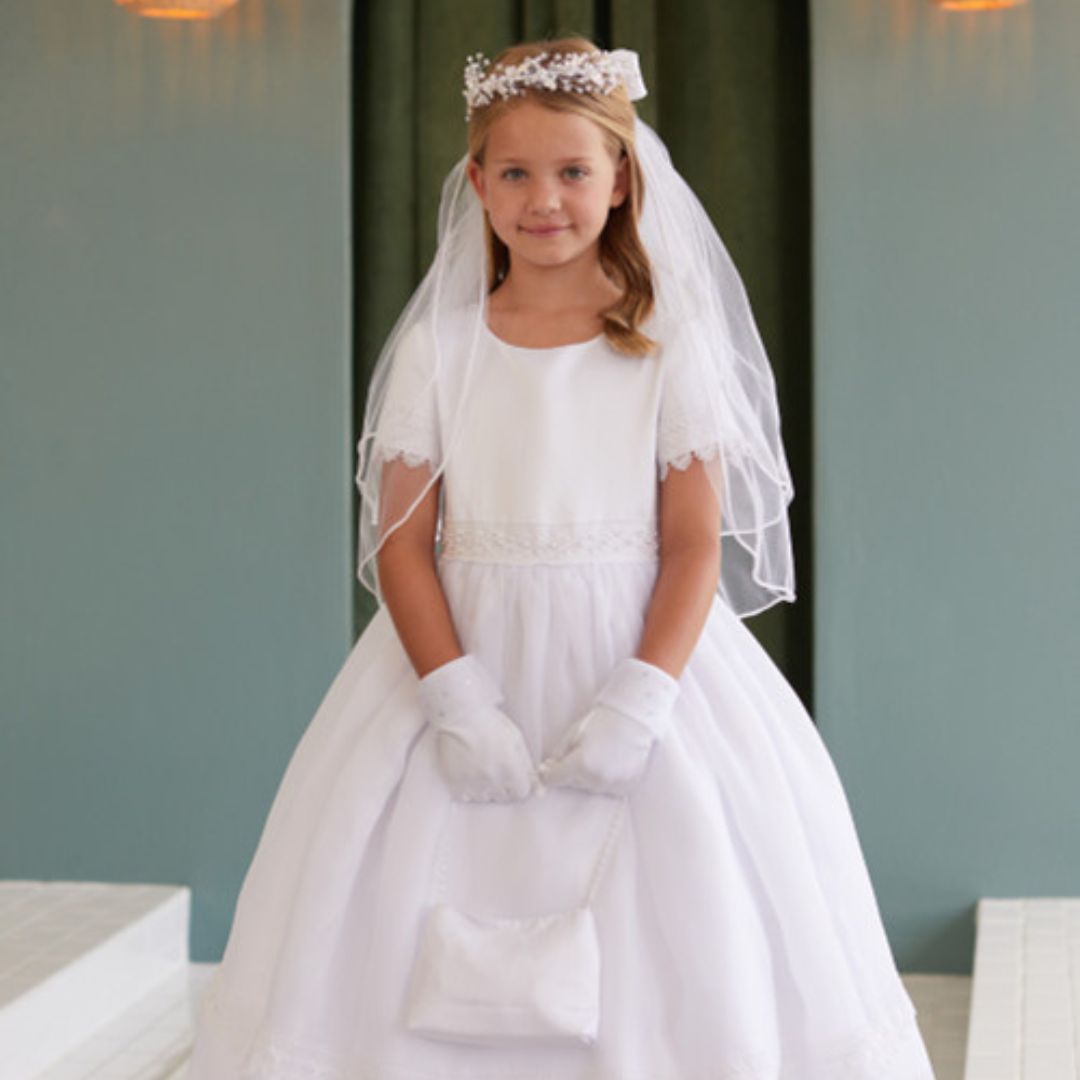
[527,178,561,215]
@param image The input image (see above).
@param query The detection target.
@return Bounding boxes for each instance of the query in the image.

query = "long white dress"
[184,314,937,1079]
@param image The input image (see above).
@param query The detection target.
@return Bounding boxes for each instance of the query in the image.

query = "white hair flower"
[462,47,647,121]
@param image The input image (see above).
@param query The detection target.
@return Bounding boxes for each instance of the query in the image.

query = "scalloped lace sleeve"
[656,326,722,481]
[373,321,440,468]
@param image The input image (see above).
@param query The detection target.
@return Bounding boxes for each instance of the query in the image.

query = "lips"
[523,225,568,235]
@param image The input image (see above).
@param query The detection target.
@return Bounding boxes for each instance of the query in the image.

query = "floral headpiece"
[462,47,648,121]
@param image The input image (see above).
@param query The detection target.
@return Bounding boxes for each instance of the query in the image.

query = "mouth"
[522,225,568,236]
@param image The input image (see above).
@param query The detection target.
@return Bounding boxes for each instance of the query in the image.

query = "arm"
[538,457,720,795]
[375,458,464,679]
[635,455,721,680]
[377,457,538,801]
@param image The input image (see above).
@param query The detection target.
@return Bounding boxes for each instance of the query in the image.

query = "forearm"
[635,543,720,680]
[377,540,464,679]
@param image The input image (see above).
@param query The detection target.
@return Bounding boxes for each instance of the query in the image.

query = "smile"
[522,226,568,236]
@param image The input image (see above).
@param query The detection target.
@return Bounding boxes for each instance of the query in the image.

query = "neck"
[495,248,617,312]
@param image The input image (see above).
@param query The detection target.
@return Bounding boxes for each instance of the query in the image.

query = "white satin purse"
[405,796,627,1047]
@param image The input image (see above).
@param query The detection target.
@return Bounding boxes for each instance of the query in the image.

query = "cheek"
[486,205,518,241]
[583,190,614,222]
[488,192,518,220]
[490,206,518,234]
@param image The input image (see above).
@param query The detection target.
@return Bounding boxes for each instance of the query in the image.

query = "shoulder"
[654,307,708,362]
[390,302,481,366]
[653,311,696,392]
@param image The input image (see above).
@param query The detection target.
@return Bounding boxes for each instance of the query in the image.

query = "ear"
[466,159,486,204]
[610,155,629,209]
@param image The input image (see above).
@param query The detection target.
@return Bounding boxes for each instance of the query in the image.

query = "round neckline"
[481,319,605,353]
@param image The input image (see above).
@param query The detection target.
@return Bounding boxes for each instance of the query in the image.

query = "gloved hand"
[538,657,681,798]
[417,653,541,803]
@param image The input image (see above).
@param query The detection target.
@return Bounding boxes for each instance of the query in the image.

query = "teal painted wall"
[812,0,1080,972]
[0,0,352,962]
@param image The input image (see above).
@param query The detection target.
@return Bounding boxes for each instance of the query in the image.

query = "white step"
[37,962,216,1080]
[0,881,190,1079]
[964,897,1080,1080]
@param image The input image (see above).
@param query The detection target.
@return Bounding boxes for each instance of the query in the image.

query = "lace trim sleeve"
[373,322,440,468]
[657,441,724,482]
[656,325,724,481]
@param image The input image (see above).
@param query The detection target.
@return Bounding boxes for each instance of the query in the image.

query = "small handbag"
[405,794,628,1048]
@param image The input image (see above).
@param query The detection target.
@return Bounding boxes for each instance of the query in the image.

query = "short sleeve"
[373,321,441,468]
[656,322,722,481]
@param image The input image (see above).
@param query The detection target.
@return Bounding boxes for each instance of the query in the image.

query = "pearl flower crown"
[462,47,648,121]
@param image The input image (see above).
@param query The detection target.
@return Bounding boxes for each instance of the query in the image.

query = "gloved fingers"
[550,766,637,799]
[456,777,536,802]
[542,763,625,799]
[539,734,653,797]
[542,713,589,768]
[480,757,533,802]
[537,744,588,789]
[443,751,538,804]
[488,716,541,796]
[433,707,548,802]
[458,788,500,803]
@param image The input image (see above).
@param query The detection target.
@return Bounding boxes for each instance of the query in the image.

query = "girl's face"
[467,101,628,277]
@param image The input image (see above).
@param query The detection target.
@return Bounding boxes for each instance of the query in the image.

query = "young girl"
[185,37,937,1080]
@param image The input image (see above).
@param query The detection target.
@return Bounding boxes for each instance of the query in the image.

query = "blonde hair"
[466,37,657,358]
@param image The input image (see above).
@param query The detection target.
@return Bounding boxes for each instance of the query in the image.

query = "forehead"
[484,102,609,161]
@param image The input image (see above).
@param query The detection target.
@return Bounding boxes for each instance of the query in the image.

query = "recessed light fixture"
[114,0,239,19]
[932,0,1028,11]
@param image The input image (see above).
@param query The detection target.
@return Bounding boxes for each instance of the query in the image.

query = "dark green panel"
[655,1,812,696]
[610,0,659,124]
[519,0,595,41]
[354,0,417,360]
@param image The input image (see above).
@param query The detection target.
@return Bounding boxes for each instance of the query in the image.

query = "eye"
[564,166,589,180]
[500,167,525,180]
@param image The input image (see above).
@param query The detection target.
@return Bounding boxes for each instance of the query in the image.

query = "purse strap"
[430,794,629,910]
[583,796,628,906]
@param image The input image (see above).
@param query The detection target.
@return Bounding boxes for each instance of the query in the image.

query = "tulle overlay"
[186,555,934,1079]
[187,323,933,1078]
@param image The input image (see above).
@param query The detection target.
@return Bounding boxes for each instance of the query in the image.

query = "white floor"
[32,964,975,1079]
[907,972,974,1080]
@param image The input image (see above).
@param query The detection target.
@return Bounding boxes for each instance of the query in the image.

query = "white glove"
[417,653,540,803]
[538,657,680,798]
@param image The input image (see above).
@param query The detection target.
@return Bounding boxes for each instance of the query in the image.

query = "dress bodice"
[440,324,662,546]
[371,305,709,567]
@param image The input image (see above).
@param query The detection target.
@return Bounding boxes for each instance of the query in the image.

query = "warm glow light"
[932,0,1028,10]
[114,0,239,19]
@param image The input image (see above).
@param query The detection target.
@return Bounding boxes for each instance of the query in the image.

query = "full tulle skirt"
[184,557,935,1079]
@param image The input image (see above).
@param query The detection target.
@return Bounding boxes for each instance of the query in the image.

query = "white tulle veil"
[355,48,795,619]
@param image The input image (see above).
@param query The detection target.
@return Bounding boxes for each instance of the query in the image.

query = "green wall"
[0,0,352,962]
[812,0,1080,972]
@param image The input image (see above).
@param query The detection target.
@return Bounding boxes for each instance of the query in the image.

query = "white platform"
[0,877,970,1078]
[964,898,1080,1080]
[0,881,199,1080]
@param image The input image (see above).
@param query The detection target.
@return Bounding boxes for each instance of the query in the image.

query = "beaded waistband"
[438,519,660,565]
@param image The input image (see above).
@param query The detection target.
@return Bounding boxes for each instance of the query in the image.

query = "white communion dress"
[184,312,937,1079]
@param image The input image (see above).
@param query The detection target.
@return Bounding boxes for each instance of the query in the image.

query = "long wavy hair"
[466,37,657,358]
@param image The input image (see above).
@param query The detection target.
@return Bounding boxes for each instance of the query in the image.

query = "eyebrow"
[490,156,593,165]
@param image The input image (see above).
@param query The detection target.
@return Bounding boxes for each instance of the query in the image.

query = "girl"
[185,37,937,1080]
